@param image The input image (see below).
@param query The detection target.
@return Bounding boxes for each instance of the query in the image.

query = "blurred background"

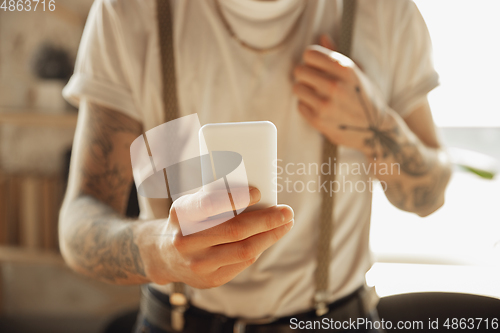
[0,0,499,332]
[0,1,141,332]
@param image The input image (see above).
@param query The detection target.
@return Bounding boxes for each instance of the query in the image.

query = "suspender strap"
[339,0,357,59]
[314,0,357,316]
[156,0,188,330]
[157,0,179,125]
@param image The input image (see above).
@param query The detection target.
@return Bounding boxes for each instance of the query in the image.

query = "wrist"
[360,107,403,162]
[134,219,174,285]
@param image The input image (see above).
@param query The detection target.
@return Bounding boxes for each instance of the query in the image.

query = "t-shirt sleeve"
[387,1,439,118]
[63,0,141,121]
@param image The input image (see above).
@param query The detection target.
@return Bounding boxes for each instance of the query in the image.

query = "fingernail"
[280,207,294,223]
[249,187,261,204]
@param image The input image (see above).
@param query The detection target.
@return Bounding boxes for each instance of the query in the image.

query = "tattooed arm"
[59,99,154,284]
[293,44,451,217]
[356,100,452,217]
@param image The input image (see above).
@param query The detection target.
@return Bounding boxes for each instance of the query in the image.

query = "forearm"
[58,100,167,284]
[367,109,452,216]
[59,195,156,284]
[291,46,451,216]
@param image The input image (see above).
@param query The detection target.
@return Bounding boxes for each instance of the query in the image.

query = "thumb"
[319,34,336,51]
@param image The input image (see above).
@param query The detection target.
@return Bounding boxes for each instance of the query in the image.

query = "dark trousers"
[135,313,385,333]
[133,287,385,333]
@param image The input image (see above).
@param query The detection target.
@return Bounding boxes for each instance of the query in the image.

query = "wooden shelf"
[0,109,78,129]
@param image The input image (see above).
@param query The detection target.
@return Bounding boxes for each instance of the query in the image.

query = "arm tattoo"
[413,168,450,209]
[339,86,432,176]
[384,168,450,212]
[385,181,408,210]
[339,86,450,213]
[64,102,146,283]
[68,197,146,282]
[80,103,142,212]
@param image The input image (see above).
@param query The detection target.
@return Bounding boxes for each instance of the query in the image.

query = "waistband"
[140,285,378,333]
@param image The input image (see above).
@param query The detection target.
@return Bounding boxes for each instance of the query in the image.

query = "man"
[60,0,451,332]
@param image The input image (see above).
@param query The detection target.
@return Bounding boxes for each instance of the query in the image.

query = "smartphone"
[199,121,277,212]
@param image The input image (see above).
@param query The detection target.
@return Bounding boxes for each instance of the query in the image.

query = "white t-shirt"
[63,0,439,318]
